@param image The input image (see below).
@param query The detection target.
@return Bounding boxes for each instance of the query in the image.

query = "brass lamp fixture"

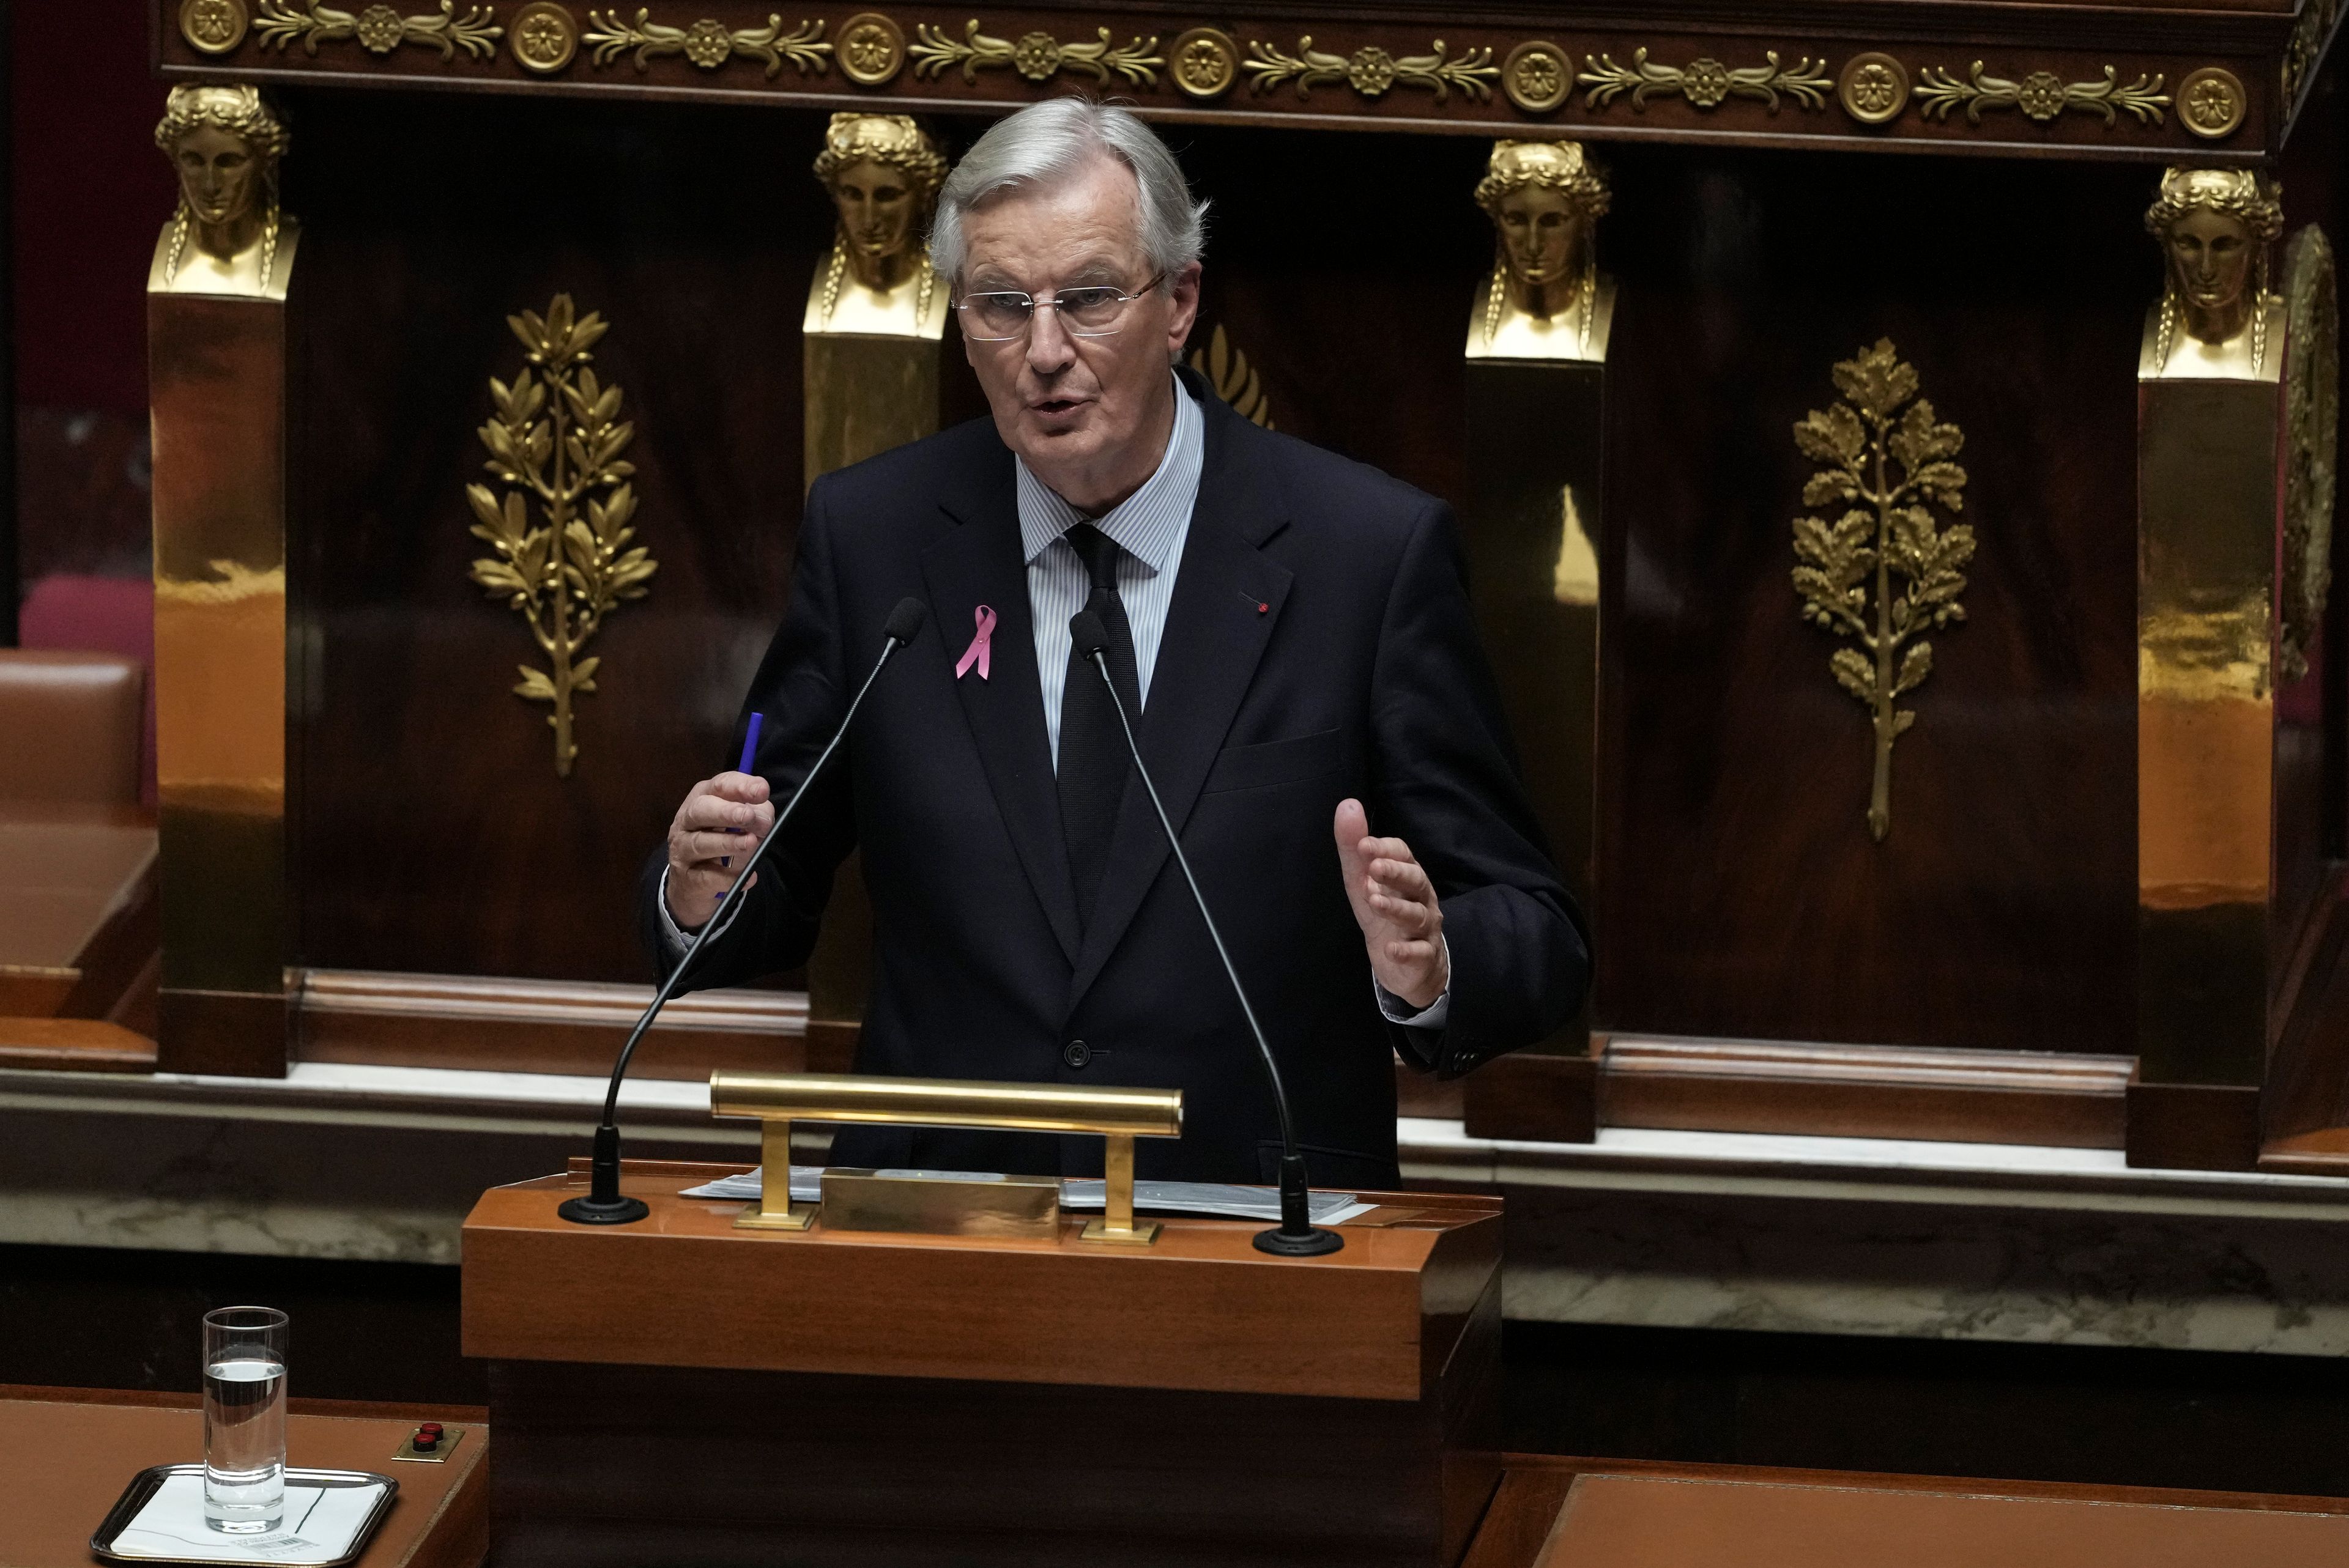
[710,1072,1184,1244]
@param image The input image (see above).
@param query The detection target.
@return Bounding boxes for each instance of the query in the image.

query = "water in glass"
[202,1306,288,1533]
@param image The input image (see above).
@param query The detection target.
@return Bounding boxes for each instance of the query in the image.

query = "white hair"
[929,97,1208,289]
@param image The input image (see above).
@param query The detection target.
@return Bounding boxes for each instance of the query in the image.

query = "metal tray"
[89,1464,398,1567]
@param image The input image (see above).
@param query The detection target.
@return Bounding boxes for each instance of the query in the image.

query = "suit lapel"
[921,455,1083,966]
[1066,397,1293,1011]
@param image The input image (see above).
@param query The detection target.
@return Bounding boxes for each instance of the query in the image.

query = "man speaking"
[645,98,1587,1189]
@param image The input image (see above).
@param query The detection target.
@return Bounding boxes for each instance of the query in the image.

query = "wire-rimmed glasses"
[954,273,1165,342]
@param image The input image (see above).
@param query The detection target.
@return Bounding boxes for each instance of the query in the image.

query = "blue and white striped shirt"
[1019,375,1203,769]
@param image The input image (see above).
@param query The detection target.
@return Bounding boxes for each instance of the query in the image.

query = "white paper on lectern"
[679,1166,1373,1225]
[111,1473,387,1563]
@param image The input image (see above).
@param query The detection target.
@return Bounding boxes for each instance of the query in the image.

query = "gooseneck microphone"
[1067,609,1343,1257]
[558,597,929,1225]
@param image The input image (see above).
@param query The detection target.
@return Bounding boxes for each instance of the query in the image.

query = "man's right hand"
[664,772,775,933]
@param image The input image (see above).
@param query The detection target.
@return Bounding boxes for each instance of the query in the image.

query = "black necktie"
[1059,523,1144,926]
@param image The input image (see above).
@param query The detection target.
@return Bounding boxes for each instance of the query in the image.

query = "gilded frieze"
[911,21,1162,86]
[1243,36,1497,102]
[585,9,830,75]
[1168,27,1238,98]
[836,12,907,84]
[508,1,578,71]
[182,0,251,53]
[1915,62,2169,126]
[1790,340,1974,843]
[1837,53,1909,125]
[166,4,2285,157]
[255,0,502,58]
[2176,66,2246,140]
[1500,42,1570,114]
[1578,49,1830,114]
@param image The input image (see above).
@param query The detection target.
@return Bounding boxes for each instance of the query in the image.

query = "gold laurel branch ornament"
[255,0,502,60]
[584,9,831,75]
[1187,325,1273,429]
[467,295,657,777]
[2281,226,2340,683]
[2287,0,2345,111]
[1790,339,1974,842]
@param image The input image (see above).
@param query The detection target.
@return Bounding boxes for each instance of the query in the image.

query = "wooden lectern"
[463,1161,1501,1566]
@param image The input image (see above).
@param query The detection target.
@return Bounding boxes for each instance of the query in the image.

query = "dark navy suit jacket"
[642,369,1587,1188]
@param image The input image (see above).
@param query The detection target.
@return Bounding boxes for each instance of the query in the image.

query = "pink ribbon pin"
[955,604,996,681]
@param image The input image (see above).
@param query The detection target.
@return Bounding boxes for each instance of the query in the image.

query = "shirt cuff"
[657,865,746,966]
[1374,936,1450,1030]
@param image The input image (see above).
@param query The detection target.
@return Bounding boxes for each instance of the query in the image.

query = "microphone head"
[884,597,927,646]
[1069,609,1111,660]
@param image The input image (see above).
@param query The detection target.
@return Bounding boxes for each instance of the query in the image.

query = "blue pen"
[719,713,765,872]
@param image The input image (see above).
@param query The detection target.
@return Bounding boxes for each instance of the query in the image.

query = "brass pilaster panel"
[2136,364,2280,1087]
[149,290,289,1005]
[1463,361,1602,1045]
[801,335,943,495]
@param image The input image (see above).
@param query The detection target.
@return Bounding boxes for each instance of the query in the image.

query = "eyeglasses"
[953,273,1165,342]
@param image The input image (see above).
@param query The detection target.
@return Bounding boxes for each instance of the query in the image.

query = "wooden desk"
[0,1388,487,1568]
[464,1161,1502,1567]
[1461,1455,2349,1568]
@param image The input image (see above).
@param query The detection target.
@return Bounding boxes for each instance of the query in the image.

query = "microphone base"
[1252,1223,1344,1257]
[556,1193,650,1226]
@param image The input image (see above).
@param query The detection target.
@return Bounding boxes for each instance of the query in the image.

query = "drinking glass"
[202,1306,288,1533]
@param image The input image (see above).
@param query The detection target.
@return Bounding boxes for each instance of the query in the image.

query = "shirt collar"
[1015,374,1203,572]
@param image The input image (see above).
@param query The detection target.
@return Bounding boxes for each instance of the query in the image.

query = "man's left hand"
[1334,798,1448,1011]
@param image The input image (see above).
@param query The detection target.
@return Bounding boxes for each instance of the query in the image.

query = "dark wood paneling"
[2125,1080,2260,1169]
[1465,1048,1599,1144]
[284,90,982,981]
[489,1356,1491,1568]
[155,986,286,1076]
[294,967,811,1079]
[1594,147,2145,1057]
[1464,1034,2128,1146]
[1602,1035,2131,1146]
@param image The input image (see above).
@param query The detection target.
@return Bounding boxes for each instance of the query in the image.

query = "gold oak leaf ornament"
[467,294,656,777]
[1790,339,1973,841]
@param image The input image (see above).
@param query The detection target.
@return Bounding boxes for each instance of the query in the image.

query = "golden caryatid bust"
[804,113,949,339]
[1467,139,1615,363]
[2143,166,2287,381]
[149,84,298,301]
